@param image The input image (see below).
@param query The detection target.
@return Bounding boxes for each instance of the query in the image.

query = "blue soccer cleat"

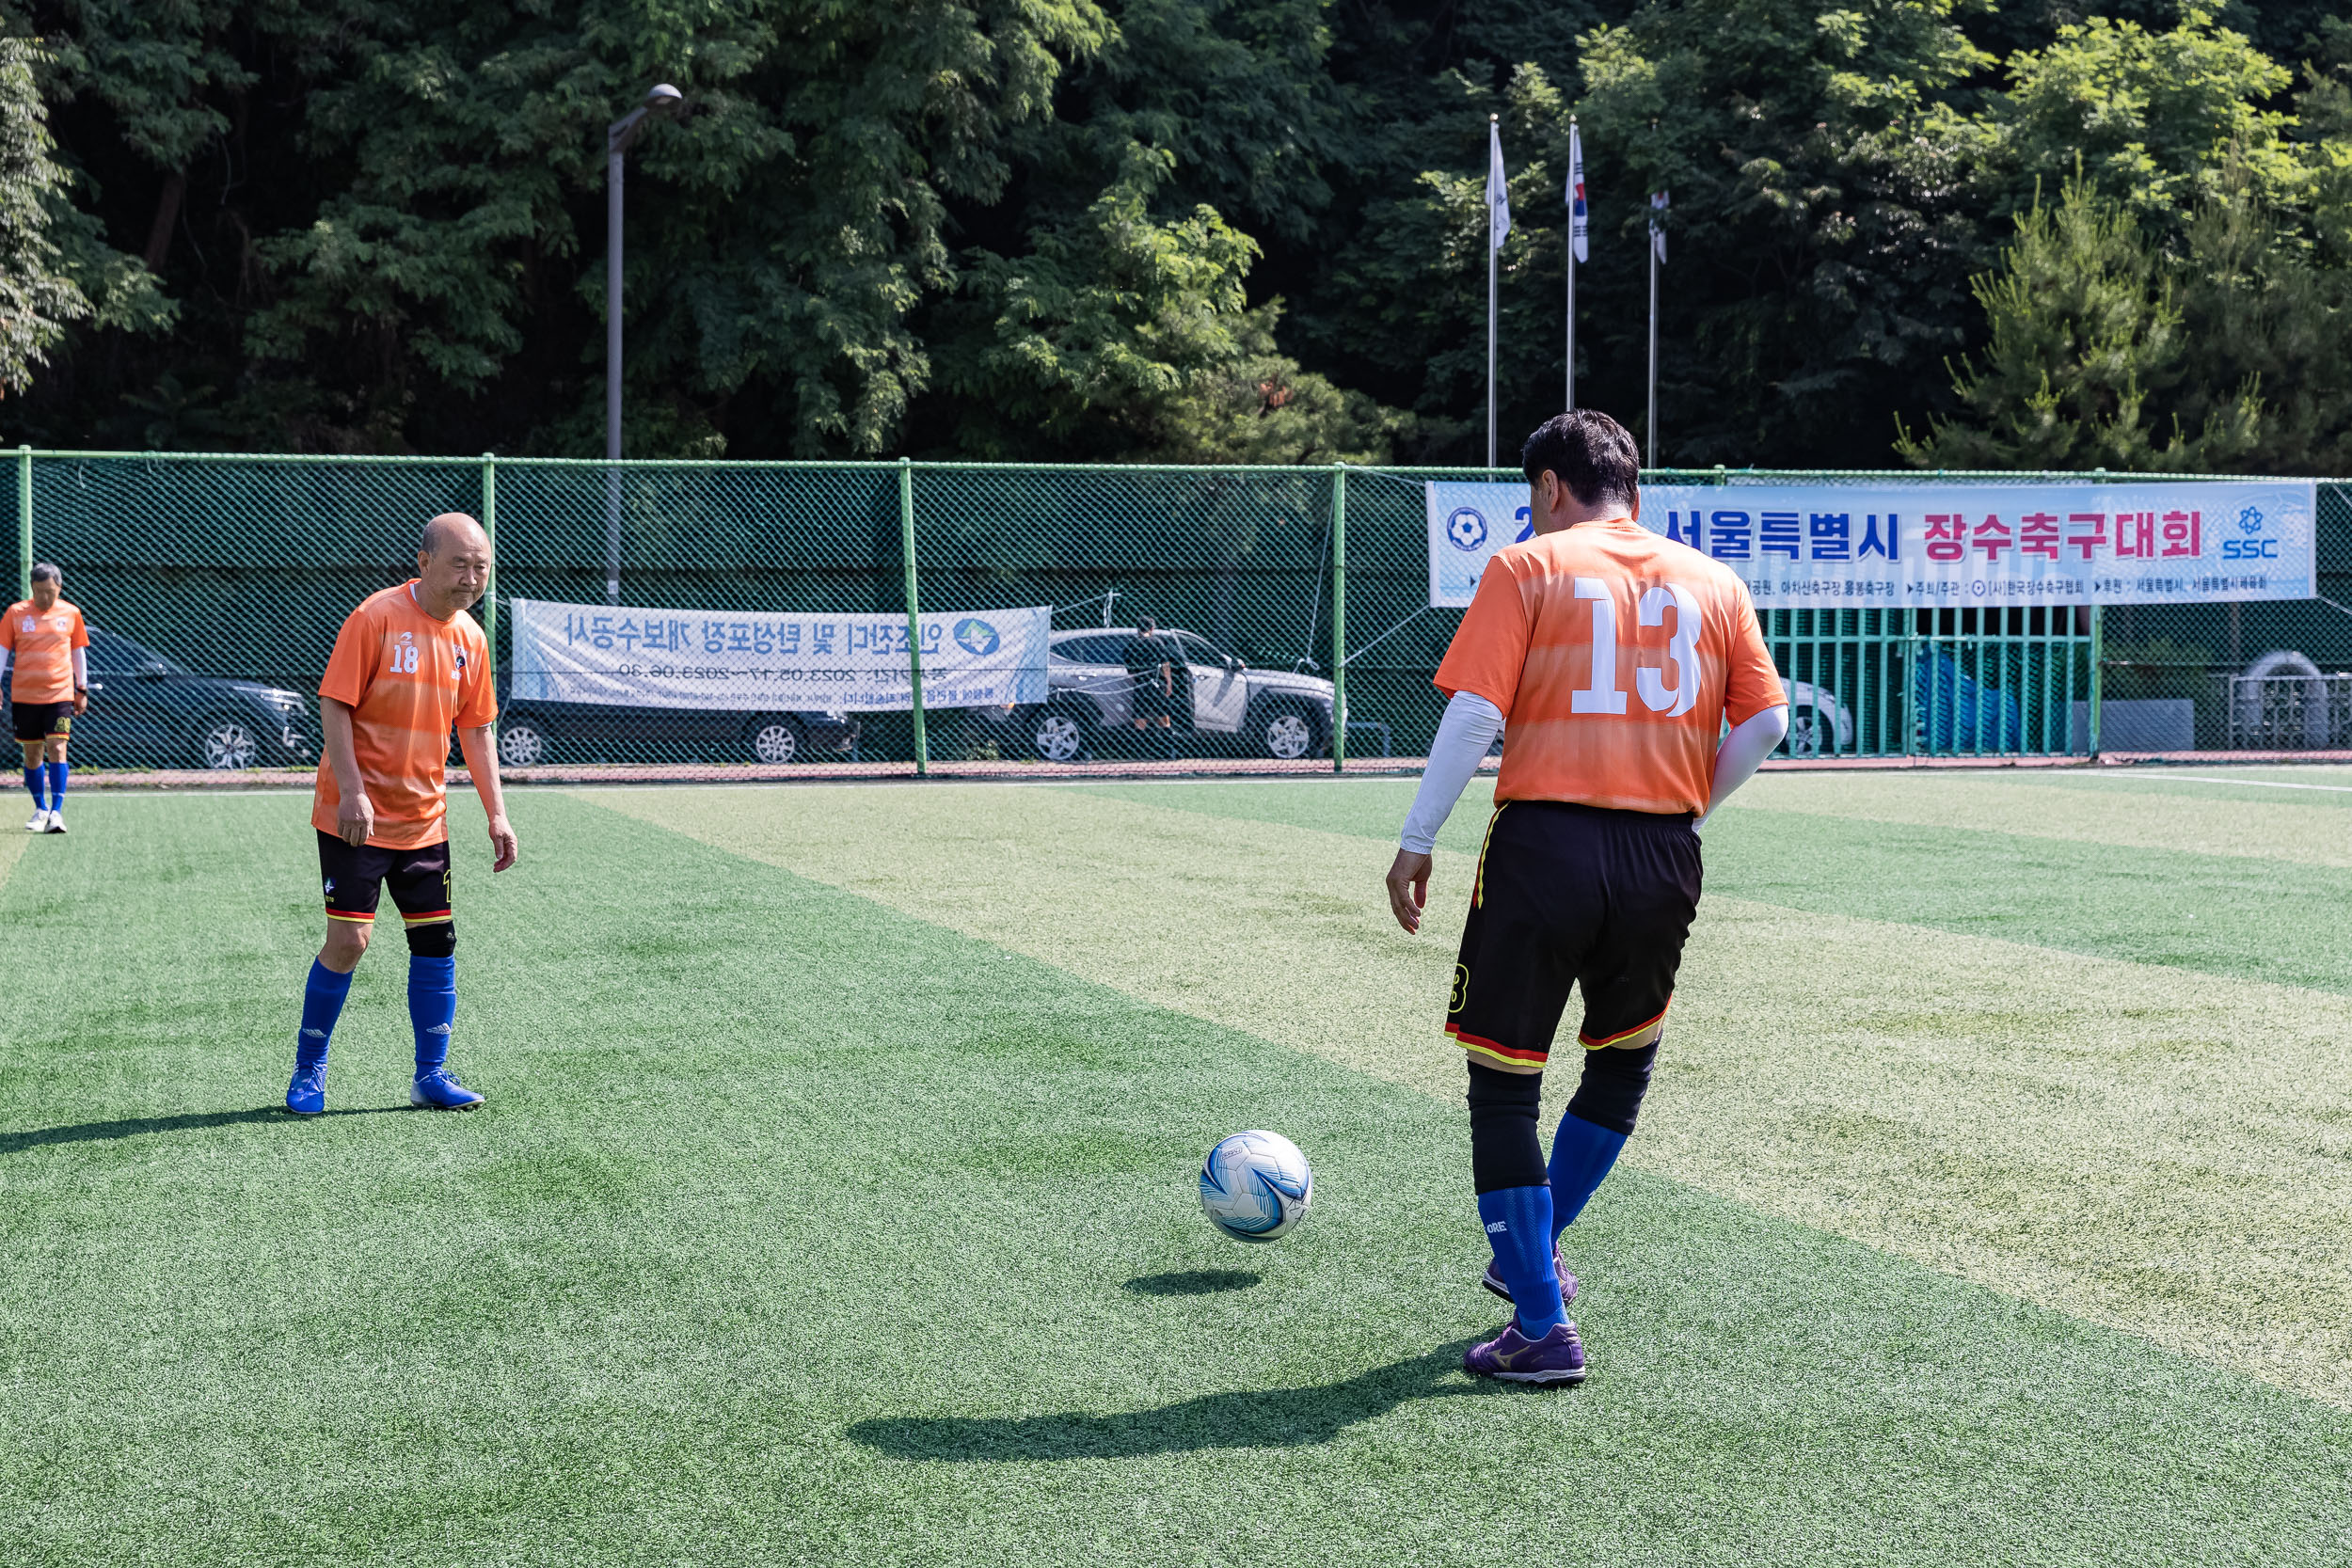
[1481,1244,1578,1308]
[1464,1318,1588,1386]
[286,1062,327,1117]
[410,1069,484,1111]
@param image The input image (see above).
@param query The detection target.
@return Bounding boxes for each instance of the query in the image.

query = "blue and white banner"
[1425,480,2318,609]
[509,599,1050,711]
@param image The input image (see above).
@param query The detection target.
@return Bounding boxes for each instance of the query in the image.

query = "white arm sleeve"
[1698,705,1789,829]
[1399,691,1504,853]
[71,645,87,688]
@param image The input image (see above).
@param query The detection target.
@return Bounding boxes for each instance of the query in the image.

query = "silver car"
[977,627,1337,761]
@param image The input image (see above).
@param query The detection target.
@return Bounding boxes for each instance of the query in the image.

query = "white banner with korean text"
[508,599,1051,712]
[1425,480,2318,609]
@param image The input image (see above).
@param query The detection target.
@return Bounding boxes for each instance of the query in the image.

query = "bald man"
[287,513,518,1116]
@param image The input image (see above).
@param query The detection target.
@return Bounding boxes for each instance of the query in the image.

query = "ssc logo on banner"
[952,618,1001,657]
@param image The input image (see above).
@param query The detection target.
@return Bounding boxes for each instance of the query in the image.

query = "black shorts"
[10,701,72,741]
[318,831,453,930]
[1447,800,1703,1077]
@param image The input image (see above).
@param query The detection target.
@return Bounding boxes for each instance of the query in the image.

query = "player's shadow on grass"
[849,1343,1510,1462]
[1121,1270,1261,1296]
[0,1105,401,1155]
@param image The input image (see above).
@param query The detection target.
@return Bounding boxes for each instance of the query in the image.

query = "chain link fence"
[9,450,2349,778]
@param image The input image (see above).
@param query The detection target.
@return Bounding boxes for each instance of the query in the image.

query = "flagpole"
[1487,114,1499,468]
[1645,201,1660,468]
[1565,116,1577,413]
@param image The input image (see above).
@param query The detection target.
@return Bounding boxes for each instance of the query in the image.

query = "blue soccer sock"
[296,959,354,1069]
[1547,1110,1630,1245]
[408,955,457,1077]
[45,759,66,812]
[22,765,44,810]
[1477,1184,1565,1338]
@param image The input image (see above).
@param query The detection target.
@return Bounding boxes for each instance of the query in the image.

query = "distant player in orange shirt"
[1,562,91,833]
[287,513,517,1117]
[1385,410,1788,1385]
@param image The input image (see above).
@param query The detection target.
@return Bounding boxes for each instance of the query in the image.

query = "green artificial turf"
[3,788,2349,1565]
[1087,776,2352,992]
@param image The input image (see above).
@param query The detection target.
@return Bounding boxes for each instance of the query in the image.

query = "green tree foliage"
[1,0,2349,468]
[1900,170,2352,472]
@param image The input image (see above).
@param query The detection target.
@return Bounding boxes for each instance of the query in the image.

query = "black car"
[492,674,860,768]
[52,626,314,769]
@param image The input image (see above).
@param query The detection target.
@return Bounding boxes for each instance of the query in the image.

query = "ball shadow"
[1121,1269,1263,1297]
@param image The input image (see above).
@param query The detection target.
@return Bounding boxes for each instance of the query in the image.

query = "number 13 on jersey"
[1570,576,1701,718]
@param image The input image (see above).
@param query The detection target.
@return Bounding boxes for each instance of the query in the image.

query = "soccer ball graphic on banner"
[1199,1131,1314,1243]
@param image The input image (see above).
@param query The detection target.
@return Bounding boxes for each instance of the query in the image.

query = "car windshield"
[86,627,184,674]
[1173,633,1238,667]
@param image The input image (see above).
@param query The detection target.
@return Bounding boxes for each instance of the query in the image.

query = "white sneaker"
[42,812,64,833]
[24,809,48,832]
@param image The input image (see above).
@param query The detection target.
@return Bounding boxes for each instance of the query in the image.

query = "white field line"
[2153,776,2352,794]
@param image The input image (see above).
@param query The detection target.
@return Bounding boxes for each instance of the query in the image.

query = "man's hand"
[486,813,518,873]
[338,791,375,847]
[72,689,87,717]
[1386,847,1433,934]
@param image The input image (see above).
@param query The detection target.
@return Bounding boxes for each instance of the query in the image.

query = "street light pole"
[605,83,683,605]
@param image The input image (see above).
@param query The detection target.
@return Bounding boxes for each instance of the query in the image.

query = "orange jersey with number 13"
[312,581,497,849]
[1433,515,1786,816]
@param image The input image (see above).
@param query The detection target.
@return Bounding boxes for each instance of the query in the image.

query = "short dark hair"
[28,562,59,584]
[1520,410,1640,511]
[1137,616,1156,634]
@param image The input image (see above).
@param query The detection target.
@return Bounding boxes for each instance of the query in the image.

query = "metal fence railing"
[8,449,2349,775]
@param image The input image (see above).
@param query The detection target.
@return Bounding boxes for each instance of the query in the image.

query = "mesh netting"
[11,451,2348,777]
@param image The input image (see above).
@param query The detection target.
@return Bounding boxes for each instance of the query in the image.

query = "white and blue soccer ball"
[1199,1130,1313,1243]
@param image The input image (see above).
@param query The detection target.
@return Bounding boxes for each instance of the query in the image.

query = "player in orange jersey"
[1,563,90,833]
[287,513,517,1117]
[1385,410,1788,1385]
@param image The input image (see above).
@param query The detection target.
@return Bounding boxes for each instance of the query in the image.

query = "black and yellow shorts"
[10,700,72,741]
[317,830,453,931]
[1446,800,1703,1076]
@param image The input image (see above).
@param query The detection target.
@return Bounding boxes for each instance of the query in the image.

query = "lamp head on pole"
[610,84,687,153]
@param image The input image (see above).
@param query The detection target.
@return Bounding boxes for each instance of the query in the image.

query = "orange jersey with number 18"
[1433,515,1786,816]
[312,581,497,849]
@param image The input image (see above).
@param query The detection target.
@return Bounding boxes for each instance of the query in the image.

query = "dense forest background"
[0,0,2347,469]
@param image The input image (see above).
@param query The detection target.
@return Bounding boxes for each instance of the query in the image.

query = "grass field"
[3,768,2349,1565]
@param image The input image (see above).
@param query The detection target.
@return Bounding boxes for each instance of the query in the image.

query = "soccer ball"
[1199,1131,1313,1243]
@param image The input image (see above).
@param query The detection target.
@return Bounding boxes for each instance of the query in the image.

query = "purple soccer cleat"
[1480,1245,1578,1308]
[1464,1318,1588,1386]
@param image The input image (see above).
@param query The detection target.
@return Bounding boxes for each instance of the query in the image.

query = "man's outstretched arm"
[1385,690,1504,933]
[455,723,517,872]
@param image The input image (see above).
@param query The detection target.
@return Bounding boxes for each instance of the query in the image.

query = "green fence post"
[481,453,498,744]
[899,457,930,776]
[1329,463,1347,773]
[2087,604,2103,761]
[16,446,28,602]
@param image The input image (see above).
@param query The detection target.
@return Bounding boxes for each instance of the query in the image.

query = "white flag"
[1649,189,1669,265]
[1567,125,1588,263]
[1487,120,1512,251]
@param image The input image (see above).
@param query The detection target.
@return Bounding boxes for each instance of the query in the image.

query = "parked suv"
[492,674,861,768]
[973,626,1336,761]
[56,626,314,769]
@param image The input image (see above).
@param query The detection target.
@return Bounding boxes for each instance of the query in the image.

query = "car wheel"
[748,716,803,765]
[499,717,551,768]
[1258,702,1317,761]
[1785,705,1831,758]
[1030,705,1086,762]
[198,714,261,770]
